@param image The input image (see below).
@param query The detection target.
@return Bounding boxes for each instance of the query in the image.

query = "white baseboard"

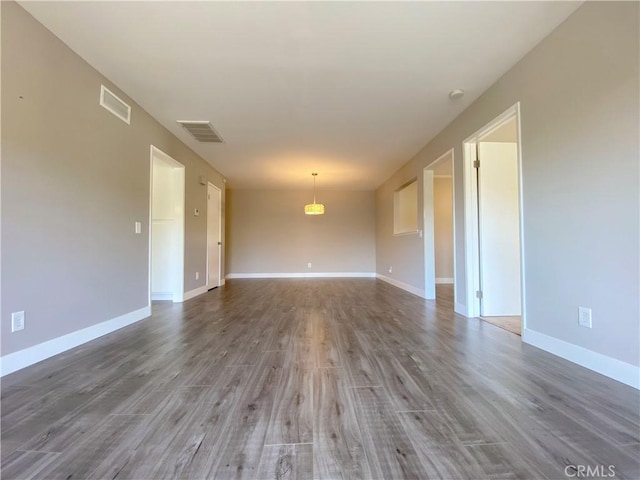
[151,292,173,301]
[376,274,425,298]
[0,306,151,377]
[183,285,208,301]
[220,279,226,286]
[226,272,376,279]
[455,302,469,317]
[436,277,454,284]
[523,328,639,389]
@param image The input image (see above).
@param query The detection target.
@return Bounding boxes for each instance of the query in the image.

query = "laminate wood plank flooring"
[2,278,639,479]
[265,365,313,445]
[255,444,313,480]
[313,368,371,479]
[352,386,430,479]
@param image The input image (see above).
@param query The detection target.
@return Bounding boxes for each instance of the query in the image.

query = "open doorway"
[463,104,524,335]
[149,146,185,303]
[423,149,455,306]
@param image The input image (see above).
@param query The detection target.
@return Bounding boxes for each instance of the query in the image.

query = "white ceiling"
[20,1,581,190]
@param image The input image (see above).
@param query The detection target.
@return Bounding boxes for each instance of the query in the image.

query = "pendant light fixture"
[304,173,325,215]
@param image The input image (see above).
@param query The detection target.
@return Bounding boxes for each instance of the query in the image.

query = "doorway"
[463,104,525,335]
[207,182,222,290]
[149,146,185,303]
[423,149,455,306]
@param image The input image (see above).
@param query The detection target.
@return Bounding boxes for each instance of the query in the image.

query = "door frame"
[423,148,456,302]
[462,103,525,328]
[206,182,222,290]
[148,145,185,304]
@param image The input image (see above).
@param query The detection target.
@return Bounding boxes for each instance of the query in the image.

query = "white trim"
[226,272,376,279]
[183,285,208,301]
[463,139,479,317]
[462,103,525,326]
[0,306,151,377]
[423,148,455,304]
[515,107,527,332]
[423,168,436,299]
[424,149,454,173]
[455,302,469,317]
[376,274,425,298]
[436,277,454,284]
[151,292,173,301]
[523,328,639,389]
[148,149,153,308]
[452,158,459,313]
[220,278,226,286]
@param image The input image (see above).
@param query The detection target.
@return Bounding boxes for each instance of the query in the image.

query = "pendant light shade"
[304,202,325,215]
[304,173,325,215]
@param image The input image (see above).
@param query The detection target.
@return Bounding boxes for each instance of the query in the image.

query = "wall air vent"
[176,121,224,143]
[99,85,131,124]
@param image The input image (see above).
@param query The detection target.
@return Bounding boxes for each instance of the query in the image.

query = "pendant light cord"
[312,173,318,203]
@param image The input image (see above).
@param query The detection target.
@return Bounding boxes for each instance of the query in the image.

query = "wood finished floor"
[2,279,639,480]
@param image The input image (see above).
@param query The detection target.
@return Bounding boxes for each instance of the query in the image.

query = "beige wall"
[1,2,225,356]
[434,177,453,281]
[227,190,375,275]
[375,2,639,367]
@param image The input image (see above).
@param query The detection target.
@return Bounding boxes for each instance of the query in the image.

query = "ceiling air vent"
[176,121,224,143]
[99,85,131,124]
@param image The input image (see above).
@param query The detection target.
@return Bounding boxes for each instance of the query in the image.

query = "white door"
[477,142,521,316]
[207,183,221,289]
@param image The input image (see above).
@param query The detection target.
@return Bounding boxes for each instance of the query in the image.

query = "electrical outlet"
[578,306,592,328]
[307,262,312,269]
[388,266,393,274]
[11,311,25,332]
[195,272,199,280]
[194,208,200,216]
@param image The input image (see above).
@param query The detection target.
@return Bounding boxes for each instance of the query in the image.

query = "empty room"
[1,1,639,479]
